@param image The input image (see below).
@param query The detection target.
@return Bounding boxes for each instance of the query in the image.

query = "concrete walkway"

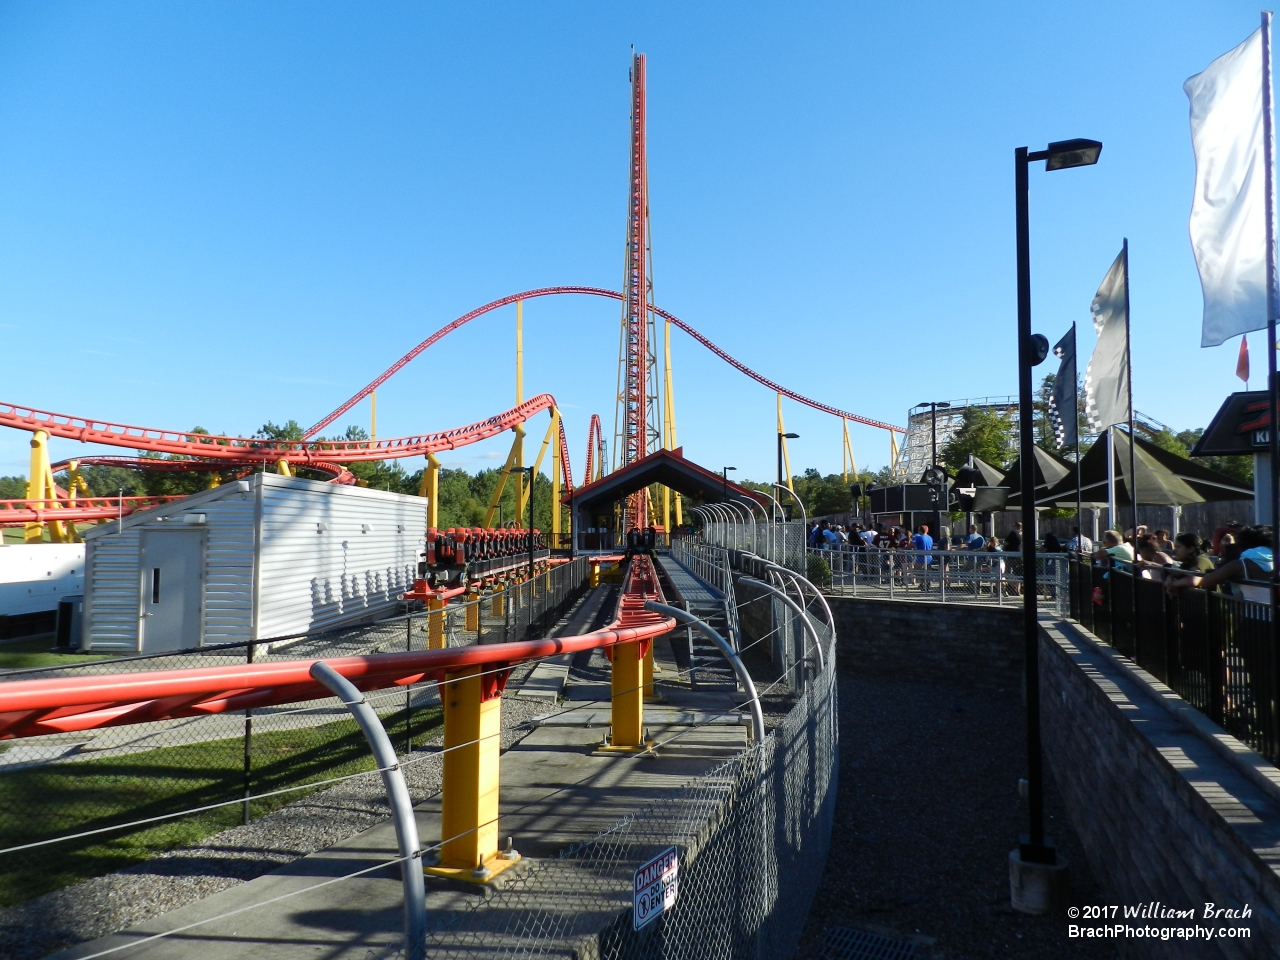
[51,608,748,959]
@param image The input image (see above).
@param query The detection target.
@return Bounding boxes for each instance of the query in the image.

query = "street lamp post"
[919,401,951,542]
[722,466,737,504]
[521,466,535,583]
[1013,138,1102,893]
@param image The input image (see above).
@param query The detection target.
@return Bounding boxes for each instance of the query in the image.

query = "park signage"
[633,846,679,931]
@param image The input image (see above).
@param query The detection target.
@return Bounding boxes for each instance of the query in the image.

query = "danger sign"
[633,847,679,930]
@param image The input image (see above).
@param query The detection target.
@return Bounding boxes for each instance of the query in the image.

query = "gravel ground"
[0,693,550,960]
[794,673,1118,960]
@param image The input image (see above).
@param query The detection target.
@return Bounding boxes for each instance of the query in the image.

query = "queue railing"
[806,546,1070,615]
[1068,556,1280,765]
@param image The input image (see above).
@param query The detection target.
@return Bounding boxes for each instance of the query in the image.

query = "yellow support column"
[428,597,446,649]
[778,395,795,493]
[24,431,52,543]
[490,587,504,618]
[465,590,480,632]
[275,459,292,477]
[605,641,649,751]
[420,453,441,529]
[426,666,519,881]
[482,426,526,529]
[514,300,526,521]
[643,644,656,699]
[370,390,377,442]
[589,561,601,588]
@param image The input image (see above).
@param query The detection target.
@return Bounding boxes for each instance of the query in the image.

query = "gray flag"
[1084,247,1131,433]
[1048,325,1077,448]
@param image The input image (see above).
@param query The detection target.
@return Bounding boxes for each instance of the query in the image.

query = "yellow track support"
[465,591,480,632]
[778,395,794,493]
[490,589,504,617]
[842,419,856,483]
[420,452,441,528]
[643,644,655,698]
[428,597,446,649]
[482,425,526,529]
[426,666,519,881]
[606,641,648,751]
[24,430,70,543]
[275,459,292,477]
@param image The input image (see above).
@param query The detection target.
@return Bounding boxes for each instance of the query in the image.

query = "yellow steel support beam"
[428,597,445,649]
[482,425,526,529]
[643,644,655,698]
[275,459,292,477]
[842,419,857,484]
[778,394,795,493]
[24,430,69,543]
[426,666,519,881]
[490,588,503,618]
[370,390,377,443]
[419,452,441,528]
[514,300,526,521]
[465,591,480,632]
[607,641,647,750]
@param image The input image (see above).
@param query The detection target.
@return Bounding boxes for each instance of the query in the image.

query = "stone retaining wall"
[826,596,1021,688]
[1039,618,1280,958]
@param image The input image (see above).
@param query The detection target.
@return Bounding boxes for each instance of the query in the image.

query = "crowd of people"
[803,517,1274,600]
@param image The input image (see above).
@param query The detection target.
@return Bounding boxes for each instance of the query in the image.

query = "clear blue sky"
[0,1,1267,483]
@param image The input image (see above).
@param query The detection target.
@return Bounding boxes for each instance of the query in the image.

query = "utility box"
[56,595,84,650]
[81,474,426,654]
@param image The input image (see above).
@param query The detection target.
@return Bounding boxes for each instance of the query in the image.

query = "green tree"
[0,476,26,499]
[939,408,1015,473]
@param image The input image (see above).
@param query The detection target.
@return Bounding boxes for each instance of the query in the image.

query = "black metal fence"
[1068,557,1279,765]
[0,558,589,909]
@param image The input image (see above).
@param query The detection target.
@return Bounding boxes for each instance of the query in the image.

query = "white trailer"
[82,473,426,653]
[0,544,85,617]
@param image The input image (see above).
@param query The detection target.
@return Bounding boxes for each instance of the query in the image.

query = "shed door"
[140,529,204,653]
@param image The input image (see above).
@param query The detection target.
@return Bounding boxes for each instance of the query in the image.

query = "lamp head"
[783,432,799,439]
[1044,138,1103,171]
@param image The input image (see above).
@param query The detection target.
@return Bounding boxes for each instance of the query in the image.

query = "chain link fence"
[416,615,837,960]
[0,558,589,908]
[692,520,806,573]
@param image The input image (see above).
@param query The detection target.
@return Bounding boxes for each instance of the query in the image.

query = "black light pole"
[722,466,737,503]
[1015,138,1102,871]
[920,401,951,541]
[522,466,535,583]
[776,433,798,522]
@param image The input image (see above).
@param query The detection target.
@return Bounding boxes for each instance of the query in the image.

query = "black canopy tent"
[1042,429,1252,508]
[1000,447,1074,508]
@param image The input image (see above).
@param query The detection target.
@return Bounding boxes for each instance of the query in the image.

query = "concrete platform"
[52,690,747,960]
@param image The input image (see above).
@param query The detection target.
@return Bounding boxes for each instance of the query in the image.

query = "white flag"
[1185,28,1269,347]
[1084,248,1130,433]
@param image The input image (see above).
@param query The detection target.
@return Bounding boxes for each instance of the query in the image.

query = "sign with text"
[633,847,679,930]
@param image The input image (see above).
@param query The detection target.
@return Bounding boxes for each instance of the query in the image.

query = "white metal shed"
[82,473,425,653]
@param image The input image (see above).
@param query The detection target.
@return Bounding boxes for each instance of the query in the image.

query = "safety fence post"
[309,661,426,960]
[242,641,254,825]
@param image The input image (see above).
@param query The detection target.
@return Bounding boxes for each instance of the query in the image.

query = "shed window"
[152,568,161,604]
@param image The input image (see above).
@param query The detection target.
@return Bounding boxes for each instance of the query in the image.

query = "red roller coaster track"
[305,287,905,442]
[0,555,672,741]
[0,394,560,464]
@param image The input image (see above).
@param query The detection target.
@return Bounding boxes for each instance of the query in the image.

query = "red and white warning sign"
[633,846,679,931]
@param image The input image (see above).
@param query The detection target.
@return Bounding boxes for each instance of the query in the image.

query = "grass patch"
[0,636,114,671]
[0,701,442,908]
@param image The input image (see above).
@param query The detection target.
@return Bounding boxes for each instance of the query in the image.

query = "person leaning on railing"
[1132,534,1175,581]
[1165,525,1274,602]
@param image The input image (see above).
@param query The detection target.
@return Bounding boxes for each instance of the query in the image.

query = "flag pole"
[1106,426,1115,532]
[1123,238,1138,539]
[1261,10,1280,739]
